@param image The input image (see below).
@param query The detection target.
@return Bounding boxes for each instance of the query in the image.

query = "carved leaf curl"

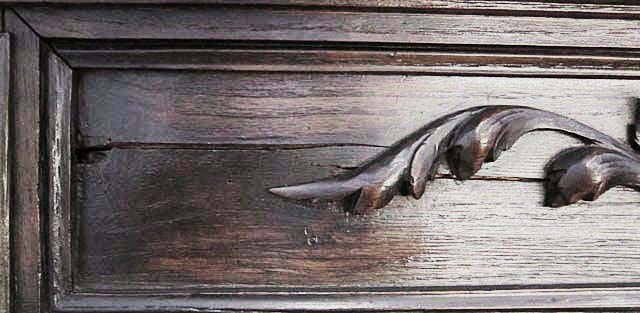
[270,105,638,214]
[545,146,640,207]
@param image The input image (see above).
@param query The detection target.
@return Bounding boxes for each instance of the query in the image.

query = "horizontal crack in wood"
[77,142,390,152]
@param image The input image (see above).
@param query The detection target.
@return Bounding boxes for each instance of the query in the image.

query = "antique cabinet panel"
[72,59,640,291]
[2,2,640,312]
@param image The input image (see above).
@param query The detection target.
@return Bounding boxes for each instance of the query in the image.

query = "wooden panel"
[6,10,43,313]
[0,33,10,313]
[75,147,640,291]
[17,6,640,48]
[78,72,638,148]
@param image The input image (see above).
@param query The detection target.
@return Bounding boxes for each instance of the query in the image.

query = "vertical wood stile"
[0,32,10,313]
[6,10,42,313]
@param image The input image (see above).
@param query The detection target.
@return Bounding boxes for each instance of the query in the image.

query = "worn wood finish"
[6,10,43,313]
[16,6,640,48]
[77,71,638,148]
[74,147,640,291]
[46,51,74,306]
[0,32,10,313]
[55,47,640,78]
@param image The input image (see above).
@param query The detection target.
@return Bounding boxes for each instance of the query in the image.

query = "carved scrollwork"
[270,105,640,214]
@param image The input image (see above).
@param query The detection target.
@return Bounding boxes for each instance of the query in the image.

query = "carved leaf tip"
[629,97,640,152]
[544,146,640,208]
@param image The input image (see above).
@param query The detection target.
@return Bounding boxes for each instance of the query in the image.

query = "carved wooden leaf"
[270,105,638,214]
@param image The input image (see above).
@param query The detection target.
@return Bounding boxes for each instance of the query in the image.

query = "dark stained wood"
[15,6,640,48]
[56,47,640,77]
[0,32,10,313]
[75,148,640,291]
[77,71,637,147]
[271,106,639,214]
[6,10,43,313]
[45,51,74,305]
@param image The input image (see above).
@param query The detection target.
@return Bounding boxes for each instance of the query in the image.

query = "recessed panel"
[74,70,640,292]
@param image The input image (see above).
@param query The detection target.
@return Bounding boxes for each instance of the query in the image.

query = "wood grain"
[75,148,640,291]
[78,71,639,147]
[16,6,640,48]
[0,32,10,313]
[6,10,43,313]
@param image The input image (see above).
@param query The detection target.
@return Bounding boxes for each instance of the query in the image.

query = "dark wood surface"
[15,6,640,48]
[75,147,640,291]
[0,32,10,313]
[6,10,44,313]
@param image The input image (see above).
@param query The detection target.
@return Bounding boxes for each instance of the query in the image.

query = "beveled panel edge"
[54,46,640,78]
[54,287,640,312]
